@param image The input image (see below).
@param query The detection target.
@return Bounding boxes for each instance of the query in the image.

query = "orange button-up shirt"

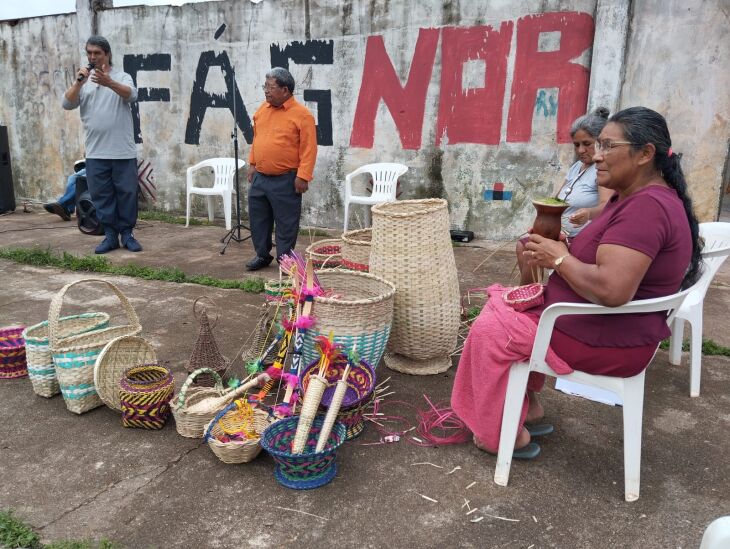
[248,96,318,182]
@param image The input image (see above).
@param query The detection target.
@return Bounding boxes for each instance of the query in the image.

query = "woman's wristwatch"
[554,254,570,272]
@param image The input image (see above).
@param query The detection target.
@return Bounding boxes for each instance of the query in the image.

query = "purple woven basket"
[299,355,376,409]
[0,325,27,379]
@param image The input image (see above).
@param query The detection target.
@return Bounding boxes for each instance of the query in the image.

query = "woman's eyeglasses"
[595,139,636,153]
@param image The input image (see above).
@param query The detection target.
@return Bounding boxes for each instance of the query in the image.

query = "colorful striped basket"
[299,355,376,440]
[305,238,342,269]
[301,269,395,369]
[341,228,371,271]
[23,313,110,398]
[50,279,142,414]
[119,364,174,430]
[0,325,27,379]
[260,415,347,490]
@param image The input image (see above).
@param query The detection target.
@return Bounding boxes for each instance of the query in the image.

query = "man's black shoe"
[245,256,273,271]
[43,202,71,221]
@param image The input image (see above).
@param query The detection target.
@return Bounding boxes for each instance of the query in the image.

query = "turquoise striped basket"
[49,279,141,414]
[23,313,110,398]
[301,269,395,370]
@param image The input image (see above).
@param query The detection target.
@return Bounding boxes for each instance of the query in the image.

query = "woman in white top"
[516,107,613,285]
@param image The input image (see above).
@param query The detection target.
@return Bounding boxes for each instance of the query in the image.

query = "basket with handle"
[260,415,347,490]
[305,238,342,269]
[204,401,271,464]
[187,297,229,387]
[172,368,231,438]
[119,364,174,429]
[301,269,395,369]
[50,278,142,414]
[0,326,27,379]
[341,228,371,271]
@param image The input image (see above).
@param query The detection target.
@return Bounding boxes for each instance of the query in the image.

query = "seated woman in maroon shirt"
[451,107,703,458]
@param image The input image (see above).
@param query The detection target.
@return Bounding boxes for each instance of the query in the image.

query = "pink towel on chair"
[451,284,572,450]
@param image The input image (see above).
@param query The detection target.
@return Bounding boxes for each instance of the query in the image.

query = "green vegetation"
[138,209,210,226]
[299,227,331,237]
[659,338,730,357]
[465,305,483,321]
[0,247,265,293]
[0,509,119,549]
[533,197,568,206]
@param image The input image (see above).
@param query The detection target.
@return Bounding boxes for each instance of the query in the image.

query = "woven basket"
[172,368,230,438]
[370,199,460,375]
[0,326,27,379]
[301,269,395,369]
[300,355,376,440]
[50,279,142,414]
[119,364,174,429]
[187,302,229,387]
[94,335,158,411]
[204,403,270,464]
[264,279,294,302]
[23,313,110,398]
[305,238,342,269]
[341,228,371,271]
[503,283,545,312]
[260,415,347,490]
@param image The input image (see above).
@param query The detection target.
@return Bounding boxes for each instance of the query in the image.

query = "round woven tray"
[205,406,271,464]
[94,335,158,411]
[341,228,371,271]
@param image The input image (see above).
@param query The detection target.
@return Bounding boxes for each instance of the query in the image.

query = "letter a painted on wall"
[506,12,594,143]
[184,50,253,145]
[349,28,439,150]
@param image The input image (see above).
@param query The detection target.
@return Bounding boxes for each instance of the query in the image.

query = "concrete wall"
[0,0,728,238]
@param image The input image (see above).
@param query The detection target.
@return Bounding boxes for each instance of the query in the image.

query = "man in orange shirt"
[245,67,318,271]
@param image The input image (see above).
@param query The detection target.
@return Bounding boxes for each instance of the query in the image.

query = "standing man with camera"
[245,67,317,271]
[62,35,142,254]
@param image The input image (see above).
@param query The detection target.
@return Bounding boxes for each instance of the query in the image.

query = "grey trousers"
[247,170,301,260]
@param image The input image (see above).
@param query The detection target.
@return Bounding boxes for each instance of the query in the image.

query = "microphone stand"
[220,62,251,254]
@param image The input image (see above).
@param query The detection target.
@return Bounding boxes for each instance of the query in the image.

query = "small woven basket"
[204,403,271,464]
[187,301,229,387]
[50,279,142,414]
[260,415,347,490]
[119,364,174,430]
[94,335,157,411]
[503,283,545,312]
[299,356,376,440]
[301,269,395,369]
[172,368,230,438]
[264,279,294,303]
[341,228,371,272]
[0,326,27,379]
[23,313,110,398]
[305,238,342,269]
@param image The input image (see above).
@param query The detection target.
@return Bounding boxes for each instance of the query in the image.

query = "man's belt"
[256,169,297,177]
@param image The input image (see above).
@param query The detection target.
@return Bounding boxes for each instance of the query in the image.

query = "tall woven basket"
[50,279,142,414]
[0,326,27,379]
[341,228,371,272]
[301,269,395,369]
[119,364,174,430]
[23,313,110,398]
[370,199,460,374]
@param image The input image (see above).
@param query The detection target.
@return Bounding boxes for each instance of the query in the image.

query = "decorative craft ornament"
[187,297,229,386]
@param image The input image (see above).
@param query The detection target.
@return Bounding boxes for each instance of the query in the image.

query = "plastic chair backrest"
[688,222,730,306]
[211,159,242,190]
[350,163,408,200]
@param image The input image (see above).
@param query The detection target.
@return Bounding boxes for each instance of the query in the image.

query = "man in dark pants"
[246,67,317,271]
[62,35,142,254]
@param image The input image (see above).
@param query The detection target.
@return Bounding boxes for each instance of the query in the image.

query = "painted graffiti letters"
[124,53,172,144]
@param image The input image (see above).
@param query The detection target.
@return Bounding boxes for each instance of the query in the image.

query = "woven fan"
[188,298,229,386]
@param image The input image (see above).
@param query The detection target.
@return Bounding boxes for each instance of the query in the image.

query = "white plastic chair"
[494,288,691,502]
[700,516,730,549]
[343,162,408,231]
[185,158,245,230]
[668,222,730,396]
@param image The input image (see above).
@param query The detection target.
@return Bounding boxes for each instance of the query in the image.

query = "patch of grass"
[0,247,265,294]
[465,305,483,321]
[0,509,119,549]
[138,209,211,226]
[659,338,730,357]
[299,227,331,237]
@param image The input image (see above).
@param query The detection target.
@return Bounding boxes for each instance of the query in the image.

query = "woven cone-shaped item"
[370,199,460,375]
[187,309,229,386]
[291,374,328,454]
[341,228,371,271]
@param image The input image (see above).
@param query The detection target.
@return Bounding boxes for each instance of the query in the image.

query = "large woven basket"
[204,403,271,464]
[172,368,230,438]
[50,279,142,414]
[24,313,110,398]
[119,364,174,430]
[370,199,460,375]
[94,335,158,411]
[0,326,27,379]
[301,269,395,368]
[260,415,347,490]
[341,228,371,272]
[305,238,342,269]
[300,355,376,440]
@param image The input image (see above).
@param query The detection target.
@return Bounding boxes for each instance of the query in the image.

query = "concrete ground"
[1,207,729,548]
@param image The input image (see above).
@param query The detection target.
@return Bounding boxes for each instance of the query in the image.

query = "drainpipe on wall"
[587,0,632,114]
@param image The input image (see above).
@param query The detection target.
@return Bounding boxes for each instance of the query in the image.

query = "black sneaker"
[95,234,120,254]
[43,202,71,221]
[245,256,273,271]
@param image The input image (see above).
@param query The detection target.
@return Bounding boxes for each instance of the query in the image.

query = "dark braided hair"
[609,107,703,289]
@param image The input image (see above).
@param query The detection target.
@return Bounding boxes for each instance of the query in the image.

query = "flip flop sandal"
[526,423,554,438]
[513,442,541,460]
